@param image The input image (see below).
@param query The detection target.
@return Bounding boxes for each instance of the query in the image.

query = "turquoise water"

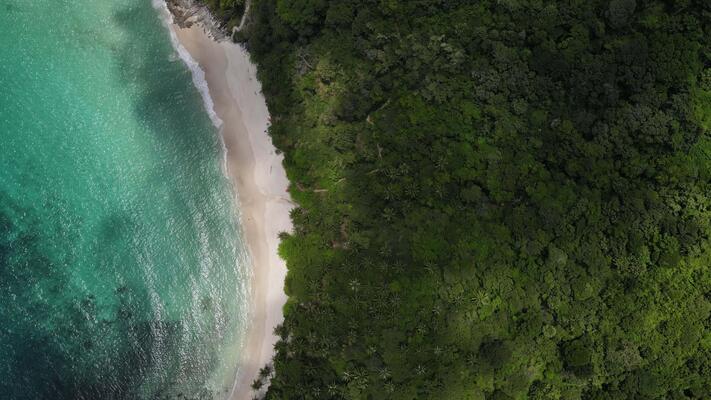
[0,1,250,399]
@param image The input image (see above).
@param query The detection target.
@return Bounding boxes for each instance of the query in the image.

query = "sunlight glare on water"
[0,1,249,399]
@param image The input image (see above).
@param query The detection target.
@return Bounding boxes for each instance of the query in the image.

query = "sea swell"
[0,0,249,398]
[153,0,232,177]
[152,0,223,130]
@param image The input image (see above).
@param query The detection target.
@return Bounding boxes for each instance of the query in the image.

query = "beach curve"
[157,2,293,399]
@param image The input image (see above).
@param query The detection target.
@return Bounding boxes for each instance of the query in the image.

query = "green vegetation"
[211,0,710,398]
[202,0,246,29]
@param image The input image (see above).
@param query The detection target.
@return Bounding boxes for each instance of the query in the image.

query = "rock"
[165,0,228,41]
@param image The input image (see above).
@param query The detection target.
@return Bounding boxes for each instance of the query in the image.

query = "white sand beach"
[162,12,293,400]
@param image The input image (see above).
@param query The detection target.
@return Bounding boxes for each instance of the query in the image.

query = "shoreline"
[157,3,292,399]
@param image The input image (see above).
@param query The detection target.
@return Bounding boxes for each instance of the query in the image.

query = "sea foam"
[153,0,230,176]
[0,0,249,397]
[153,0,223,130]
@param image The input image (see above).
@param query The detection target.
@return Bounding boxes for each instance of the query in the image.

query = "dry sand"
[163,15,293,400]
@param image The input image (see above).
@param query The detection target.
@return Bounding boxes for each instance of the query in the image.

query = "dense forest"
[207,0,710,398]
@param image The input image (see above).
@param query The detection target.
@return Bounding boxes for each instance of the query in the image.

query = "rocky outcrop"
[165,0,227,40]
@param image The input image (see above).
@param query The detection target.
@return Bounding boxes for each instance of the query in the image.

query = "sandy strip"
[168,20,292,400]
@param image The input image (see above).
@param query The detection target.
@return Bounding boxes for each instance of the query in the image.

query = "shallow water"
[0,1,249,399]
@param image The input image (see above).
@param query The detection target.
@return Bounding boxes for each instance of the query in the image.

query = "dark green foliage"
[479,340,512,370]
[560,336,593,377]
[212,0,708,398]
[201,0,246,29]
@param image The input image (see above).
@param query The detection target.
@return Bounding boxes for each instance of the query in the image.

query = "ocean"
[0,1,250,399]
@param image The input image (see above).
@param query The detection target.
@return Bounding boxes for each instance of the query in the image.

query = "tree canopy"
[209,0,710,398]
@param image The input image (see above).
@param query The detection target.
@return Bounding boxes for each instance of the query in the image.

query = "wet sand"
[169,19,292,400]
